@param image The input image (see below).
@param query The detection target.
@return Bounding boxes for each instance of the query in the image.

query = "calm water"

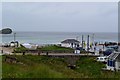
[1,32,118,44]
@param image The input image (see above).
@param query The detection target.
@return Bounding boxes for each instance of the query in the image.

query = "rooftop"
[108,52,120,61]
[61,39,80,44]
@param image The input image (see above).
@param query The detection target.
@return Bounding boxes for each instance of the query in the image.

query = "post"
[1,50,3,54]
[82,35,84,49]
[23,52,25,55]
[38,50,41,56]
[46,52,48,56]
[87,35,89,51]
[14,33,16,42]
[14,33,16,47]
[76,36,78,41]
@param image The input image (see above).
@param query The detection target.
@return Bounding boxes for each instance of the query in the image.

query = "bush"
[13,46,28,53]
[38,45,74,53]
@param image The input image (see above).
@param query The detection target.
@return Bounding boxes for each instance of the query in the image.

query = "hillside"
[2,55,120,78]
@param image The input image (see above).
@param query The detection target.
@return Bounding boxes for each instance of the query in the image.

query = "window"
[109,60,113,66]
[108,60,115,67]
[100,58,103,60]
[107,60,109,66]
[113,60,115,67]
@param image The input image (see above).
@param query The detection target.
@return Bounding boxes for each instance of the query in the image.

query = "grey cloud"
[2,2,118,32]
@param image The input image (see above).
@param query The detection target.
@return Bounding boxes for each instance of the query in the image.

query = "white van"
[96,56,107,63]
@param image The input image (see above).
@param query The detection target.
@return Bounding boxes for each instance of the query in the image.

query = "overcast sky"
[2,2,118,32]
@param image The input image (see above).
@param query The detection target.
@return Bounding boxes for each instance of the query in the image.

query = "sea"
[1,32,118,45]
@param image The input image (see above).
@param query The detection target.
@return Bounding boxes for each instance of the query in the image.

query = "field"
[14,45,74,53]
[0,56,2,79]
[2,55,120,78]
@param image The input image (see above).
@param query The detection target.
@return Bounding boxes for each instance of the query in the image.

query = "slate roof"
[61,39,80,44]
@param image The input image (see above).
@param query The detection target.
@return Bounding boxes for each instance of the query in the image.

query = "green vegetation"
[13,45,28,53]
[39,45,74,53]
[75,57,120,78]
[2,55,79,78]
[2,55,120,78]
[0,56,2,78]
[13,45,74,53]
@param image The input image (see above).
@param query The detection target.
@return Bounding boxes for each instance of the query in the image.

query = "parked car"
[103,48,115,56]
[96,56,107,63]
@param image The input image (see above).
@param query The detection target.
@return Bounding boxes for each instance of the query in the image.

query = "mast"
[14,32,16,42]
[87,35,89,51]
[82,35,84,49]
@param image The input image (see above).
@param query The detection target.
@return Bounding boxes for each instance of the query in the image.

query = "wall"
[61,43,71,48]
[107,65,114,71]
[115,61,120,70]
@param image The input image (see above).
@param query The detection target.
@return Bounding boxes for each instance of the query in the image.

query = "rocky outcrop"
[0,28,12,34]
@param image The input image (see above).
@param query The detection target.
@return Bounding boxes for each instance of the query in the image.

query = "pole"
[93,34,94,45]
[14,33,16,42]
[92,33,94,50]
[82,35,84,49]
[76,36,78,41]
[14,33,16,47]
[87,35,89,51]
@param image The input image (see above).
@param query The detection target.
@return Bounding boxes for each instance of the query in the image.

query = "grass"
[2,55,120,78]
[0,56,2,79]
[2,55,79,78]
[39,45,74,53]
[3,62,64,78]
[13,45,28,53]
[75,57,120,78]
[13,45,74,53]
[40,45,73,51]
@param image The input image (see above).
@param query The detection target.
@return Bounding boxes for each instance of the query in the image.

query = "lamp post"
[82,35,84,49]
[14,32,16,42]
[76,36,79,41]
[13,32,16,47]
[92,34,94,45]
[87,35,90,51]
[92,33,95,50]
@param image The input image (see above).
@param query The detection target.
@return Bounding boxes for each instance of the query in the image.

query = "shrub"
[13,46,28,53]
[38,45,74,53]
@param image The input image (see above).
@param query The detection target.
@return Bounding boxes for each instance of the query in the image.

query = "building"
[10,41,19,47]
[22,43,38,50]
[21,43,39,54]
[106,52,120,71]
[74,47,81,54]
[61,39,80,48]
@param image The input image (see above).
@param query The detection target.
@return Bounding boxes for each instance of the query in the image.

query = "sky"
[2,2,118,32]
[0,2,2,30]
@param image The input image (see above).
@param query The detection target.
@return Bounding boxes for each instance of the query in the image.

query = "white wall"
[61,43,79,48]
[74,50,80,54]
[107,61,120,71]
[10,43,15,47]
[61,43,71,48]
[115,61,120,70]
[118,46,120,52]
[107,66,114,71]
